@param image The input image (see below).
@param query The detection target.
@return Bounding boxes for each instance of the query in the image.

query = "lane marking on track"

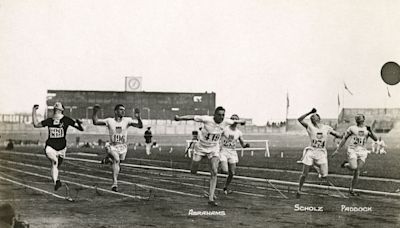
[2,150,400,197]
[63,160,270,198]
[68,152,98,157]
[123,155,400,182]
[0,159,200,198]
[0,165,147,200]
[0,173,71,201]
[0,157,279,199]
[4,150,400,183]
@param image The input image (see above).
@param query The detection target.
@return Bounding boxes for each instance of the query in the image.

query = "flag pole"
[286,92,289,121]
[342,82,345,111]
[337,93,340,124]
[285,92,289,132]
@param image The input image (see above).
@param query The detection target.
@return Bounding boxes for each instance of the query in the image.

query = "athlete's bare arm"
[92,105,107,126]
[233,119,246,126]
[174,115,195,121]
[298,108,317,128]
[331,131,352,157]
[367,126,378,141]
[329,130,343,139]
[129,109,143,129]
[238,136,250,148]
[32,105,44,128]
[73,119,84,131]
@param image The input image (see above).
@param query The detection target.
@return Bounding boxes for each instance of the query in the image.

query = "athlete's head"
[230,114,239,128]
[213,106,225,124]
[355,114,365,125]
[310,113,321,125]
[114,104,126,118]
[230,114,239,121]
[53,102,64,114]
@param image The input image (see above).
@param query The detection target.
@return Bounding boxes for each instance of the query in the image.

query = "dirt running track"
[0,150,399,228]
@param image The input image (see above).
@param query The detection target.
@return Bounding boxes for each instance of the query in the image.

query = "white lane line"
[2,151,400,198]
[65,161,270,198]
[1,157,270,198]
[0,159,200,198]
[0,174,69,201]
[0,165,147,200]
[68,156,400,198]
[68,152,98,157]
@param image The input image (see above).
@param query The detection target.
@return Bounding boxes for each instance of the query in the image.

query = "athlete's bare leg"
[209,157,219,203]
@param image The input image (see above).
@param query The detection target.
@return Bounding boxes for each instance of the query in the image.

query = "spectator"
[6,140,14,150]
[376,137,387,154]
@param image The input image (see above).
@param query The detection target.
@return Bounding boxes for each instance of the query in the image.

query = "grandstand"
[46,90,216,119]
[337,108,400,134]
[285,108,400,135]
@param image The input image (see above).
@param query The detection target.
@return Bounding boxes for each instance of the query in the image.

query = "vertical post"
[266,140,270,158]
[286,92,289,132]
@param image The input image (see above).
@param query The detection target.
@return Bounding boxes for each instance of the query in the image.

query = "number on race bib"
[353,137,366,146]
[49,128,64,138]
[223,139,236,148]
[311,139,325,148]
[205,133,221,142]
[112,134,126,143]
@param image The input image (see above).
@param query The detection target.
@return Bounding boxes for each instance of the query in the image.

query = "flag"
[337,94,340,106]
[387,87,391,98]
[285,92,289,121]
[344,82,353,95]
[286,93,289,108]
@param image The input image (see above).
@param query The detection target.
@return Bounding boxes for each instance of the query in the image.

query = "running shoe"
[223,187,233,195]
[349,190,360,197]
[54,180,62,191]
[111,186,118,192]
[101,156,113,165]
[203,191,217,200]
[340,161,348,168]
[208,201,218,207]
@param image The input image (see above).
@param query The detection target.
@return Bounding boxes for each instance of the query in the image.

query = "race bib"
[112,134,126,143]
[352,137,366,146]
[204,133,221,142]
[49,128,65,138]
[311,139,325,148]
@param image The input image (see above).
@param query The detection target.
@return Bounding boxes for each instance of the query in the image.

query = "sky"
[1,0,399,125]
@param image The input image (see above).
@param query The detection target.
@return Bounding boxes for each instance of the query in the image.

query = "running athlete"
[92,104,143,192]
[174,107,245,206]
[332,114,377,196]
[219,114,249,195]
[296,108,342,198]
[32,102,84,191]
